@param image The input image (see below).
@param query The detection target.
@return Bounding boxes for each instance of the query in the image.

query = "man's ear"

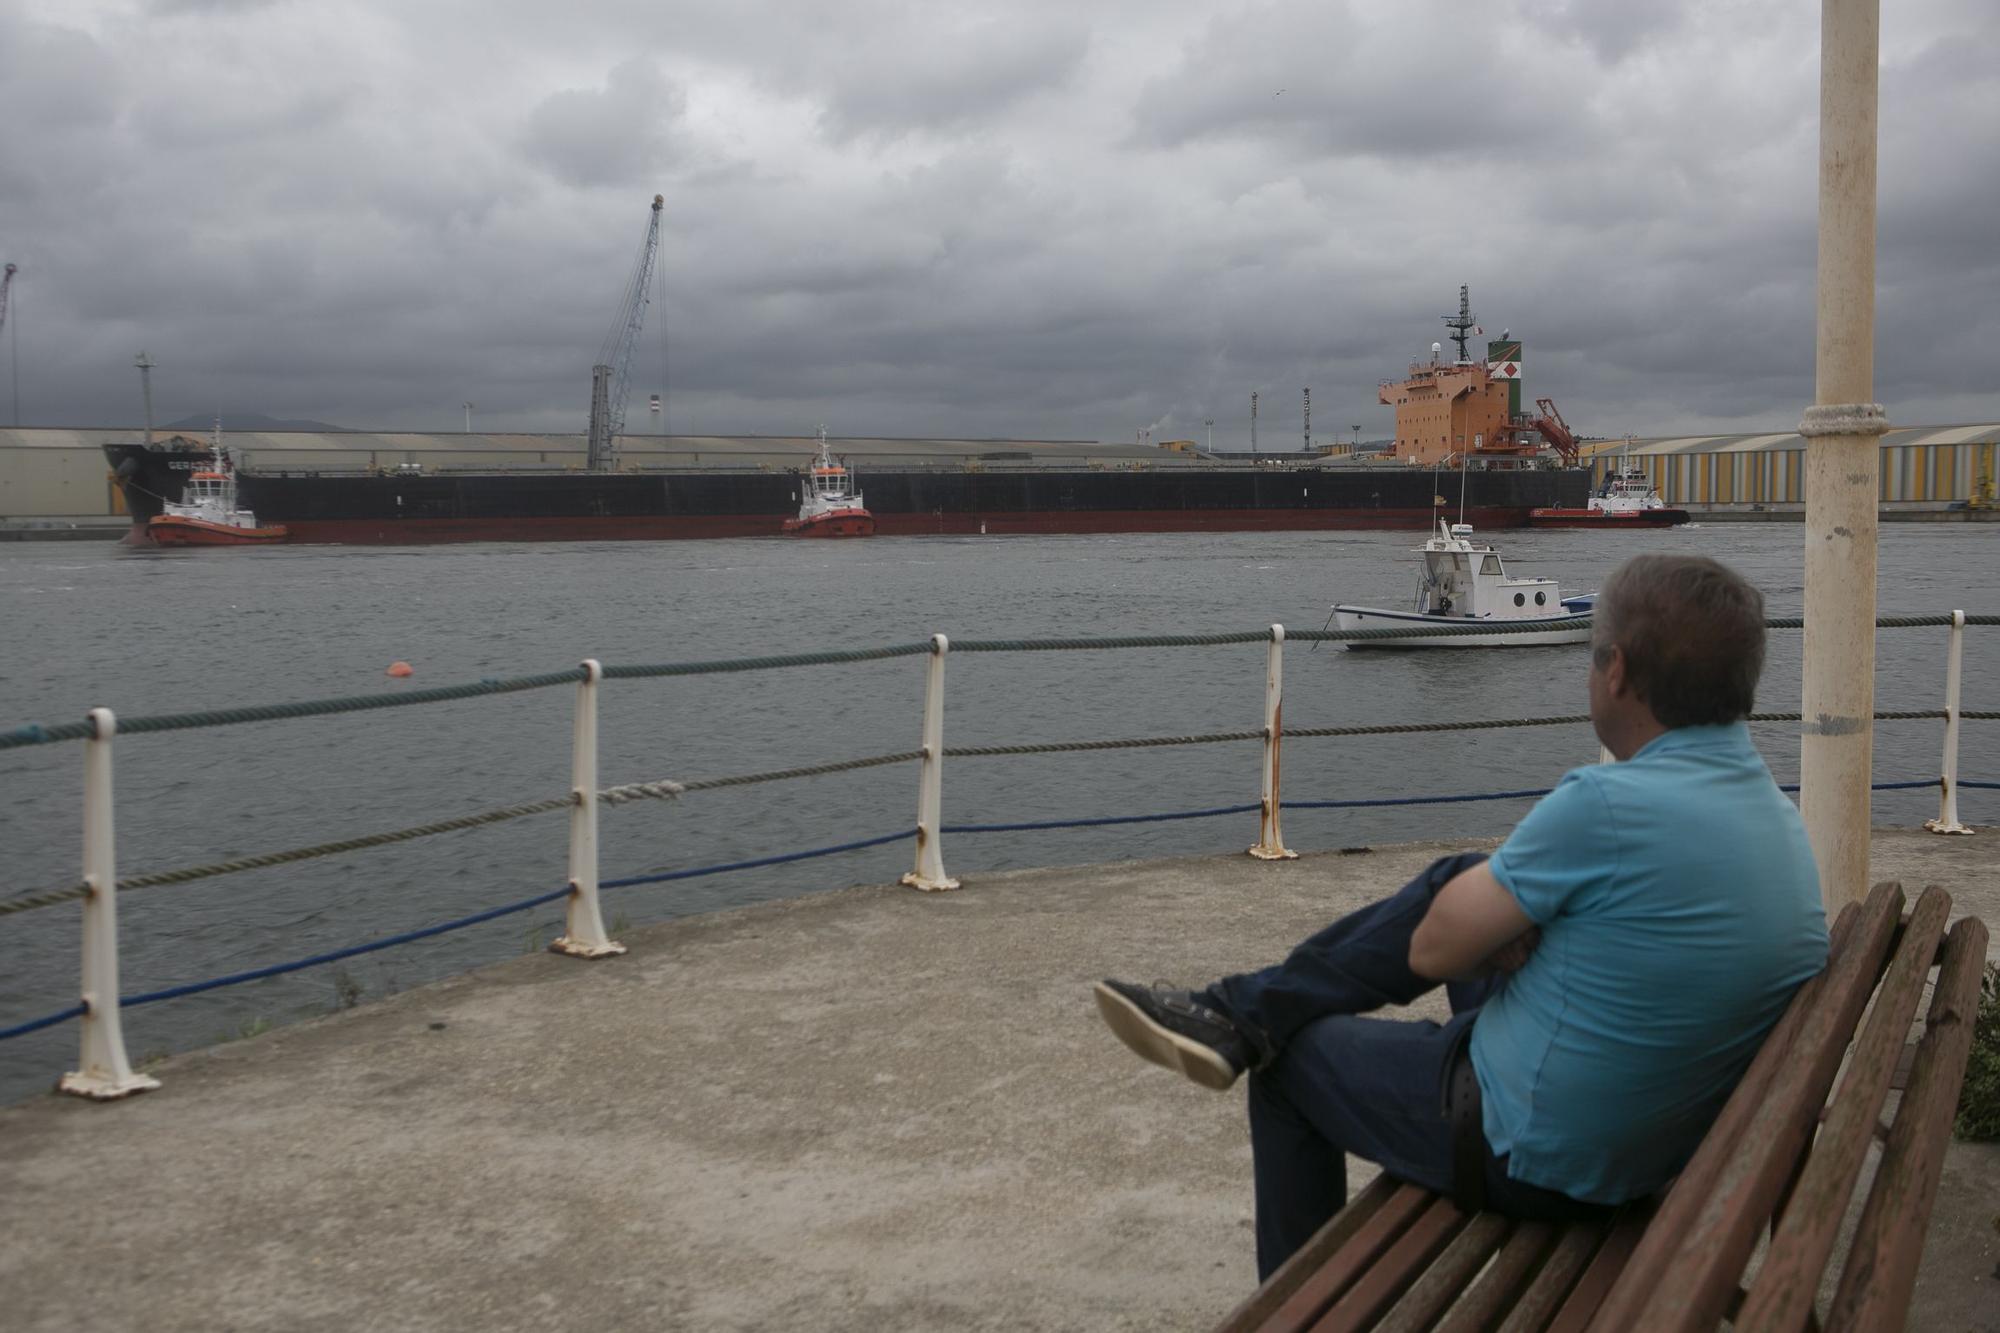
[1603,644,1629,698]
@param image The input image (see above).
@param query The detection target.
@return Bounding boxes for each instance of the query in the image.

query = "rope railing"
[0,748,929,921]
[7,613,1994,1099]
[6,615,1995,752]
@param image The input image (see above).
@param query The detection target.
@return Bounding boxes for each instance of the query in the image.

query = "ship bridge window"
[1479,555,1498,574]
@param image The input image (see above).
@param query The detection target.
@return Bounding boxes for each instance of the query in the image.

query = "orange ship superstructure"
[1379,286,1578,469]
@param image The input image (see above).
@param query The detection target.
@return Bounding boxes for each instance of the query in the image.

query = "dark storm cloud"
[522,60,689,188]
[0,0,1994,443]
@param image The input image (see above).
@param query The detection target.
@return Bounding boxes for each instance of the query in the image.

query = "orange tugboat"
[147,448,288,547]
[782,427,875,537]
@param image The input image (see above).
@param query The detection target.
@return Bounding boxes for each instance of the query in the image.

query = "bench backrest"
[1593,879,1987,1331]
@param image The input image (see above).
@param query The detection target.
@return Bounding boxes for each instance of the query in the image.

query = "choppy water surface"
[3,524,1996,1100]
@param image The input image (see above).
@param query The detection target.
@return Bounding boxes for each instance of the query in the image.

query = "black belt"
[1446,1041,1488,1215]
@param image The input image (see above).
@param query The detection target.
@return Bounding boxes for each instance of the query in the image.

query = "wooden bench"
[1215,880,1989,1333]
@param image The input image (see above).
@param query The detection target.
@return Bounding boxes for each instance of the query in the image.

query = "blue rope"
[602,829,914,889]
[945,803,1262,833]
[122,886,575,1009]
[0,1003,86,1043]
[1292,788,1553,810]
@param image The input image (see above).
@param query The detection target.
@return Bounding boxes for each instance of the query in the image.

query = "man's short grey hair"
[1590,555,1766,727]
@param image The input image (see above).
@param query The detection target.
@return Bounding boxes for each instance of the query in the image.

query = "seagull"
[1274,88,1285,96]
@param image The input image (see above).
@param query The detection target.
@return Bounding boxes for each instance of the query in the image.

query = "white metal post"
[59,708,158,1100]
[1249,625,1298,860]
[902,634,959,891]
[1798,0,1887,913]
[1925,611,1973,835]
[551,660,625,957]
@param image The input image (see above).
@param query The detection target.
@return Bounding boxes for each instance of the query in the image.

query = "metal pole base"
[1922,818,1974,836]
[58,1068,160,1101]
[548,936,628,959]
[1246,844,1299,861]
[900,870,961,893]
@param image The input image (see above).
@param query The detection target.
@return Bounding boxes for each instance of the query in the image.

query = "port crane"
[586,195,665,471]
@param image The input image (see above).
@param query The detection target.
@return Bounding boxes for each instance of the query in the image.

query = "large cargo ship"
[103,443,1586,543]
[104,285,1587,544]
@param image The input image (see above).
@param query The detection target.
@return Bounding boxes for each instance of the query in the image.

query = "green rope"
[948,731,1262,757]
[603,643,931,679]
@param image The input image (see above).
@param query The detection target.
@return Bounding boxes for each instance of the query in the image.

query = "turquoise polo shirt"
[1468,723,1828,1204]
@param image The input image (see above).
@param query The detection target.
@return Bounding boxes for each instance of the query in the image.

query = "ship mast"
[586,194,665,472]
[1442,284,1477,365]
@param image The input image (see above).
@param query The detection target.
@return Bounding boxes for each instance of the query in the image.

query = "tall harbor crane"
[586,194,665,471]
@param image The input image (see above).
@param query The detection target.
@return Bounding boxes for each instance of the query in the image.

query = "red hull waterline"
[262,506,1538,545]
[1525,508,1689,530]
[146,517,291,547]
[783,510,877,537]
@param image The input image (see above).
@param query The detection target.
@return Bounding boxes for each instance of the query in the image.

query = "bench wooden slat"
[1216,1174,1402,1333]
[1595,881,1904,1332]
[1545,1205,1653,1332]
[1495,1224,1604,1333]
[1432,1221,1558,1333]
[1824,913,1991,1333]
[1733,885,1954,1330]
[1312,1196,1467,1332]
[1258,1183,1433,1332]
[1375,1212,1512,1333]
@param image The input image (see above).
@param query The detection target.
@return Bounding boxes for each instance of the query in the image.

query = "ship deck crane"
[1529,397,1579,464]
[586,195,665,472]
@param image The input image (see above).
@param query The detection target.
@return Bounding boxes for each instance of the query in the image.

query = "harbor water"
[3,525,1996,1102]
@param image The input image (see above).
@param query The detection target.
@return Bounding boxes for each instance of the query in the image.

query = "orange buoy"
[386,661,414,678]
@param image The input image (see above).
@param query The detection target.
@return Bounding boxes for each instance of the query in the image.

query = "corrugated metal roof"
[0,427,1182,467]
[1583,423,2000,457]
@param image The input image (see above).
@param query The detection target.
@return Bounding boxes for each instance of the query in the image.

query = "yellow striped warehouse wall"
[1581,425,2000,506]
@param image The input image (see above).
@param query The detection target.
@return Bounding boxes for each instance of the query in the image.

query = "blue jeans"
[1204,853,1608,1279]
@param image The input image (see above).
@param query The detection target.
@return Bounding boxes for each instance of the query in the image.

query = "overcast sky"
[2,0,1995,444]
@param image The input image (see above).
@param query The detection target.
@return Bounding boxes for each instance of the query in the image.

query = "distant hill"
[163,412,354,433]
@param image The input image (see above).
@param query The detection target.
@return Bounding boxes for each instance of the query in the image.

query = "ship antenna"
[1442,284,1476,365]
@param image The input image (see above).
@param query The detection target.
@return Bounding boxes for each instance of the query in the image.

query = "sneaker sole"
[1093,982,1241,1091]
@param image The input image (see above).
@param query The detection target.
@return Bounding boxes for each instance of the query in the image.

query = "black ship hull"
[105,444,1590,543]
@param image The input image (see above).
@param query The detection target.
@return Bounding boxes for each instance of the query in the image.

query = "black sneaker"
[1094,979,1251,1090]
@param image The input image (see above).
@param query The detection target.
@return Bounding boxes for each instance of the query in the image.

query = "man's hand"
[1484,926,1542,975]
[1409,860,1538,981]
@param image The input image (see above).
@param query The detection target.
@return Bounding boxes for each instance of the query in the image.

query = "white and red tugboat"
[782,427,875,538]
[147,448,289,547]
[1528,460,1689,529]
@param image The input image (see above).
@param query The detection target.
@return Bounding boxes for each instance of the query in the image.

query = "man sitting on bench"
[1095,554,1829,1279]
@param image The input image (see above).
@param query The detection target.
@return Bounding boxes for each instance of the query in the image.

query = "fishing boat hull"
[782,508,876,537]
[1526,506,1688,529]
[147,516,289,547]
[1332,605,1593,648]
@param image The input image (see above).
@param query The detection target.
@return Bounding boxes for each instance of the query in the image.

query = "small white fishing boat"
[1333,520,1593,648]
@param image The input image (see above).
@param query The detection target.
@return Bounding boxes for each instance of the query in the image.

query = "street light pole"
[1204,418,1214,454]
[463,401,473,434]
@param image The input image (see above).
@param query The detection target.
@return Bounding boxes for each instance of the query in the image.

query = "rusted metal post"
[551,660,625,958]
[902,634,959,891]
[59,708,158,1100]
[1924,610,1972,834]
[1799,0,1889,911]
[1249,624,1297,860]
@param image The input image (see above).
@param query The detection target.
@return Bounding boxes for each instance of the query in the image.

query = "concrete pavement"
[1,829,1994,1331]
